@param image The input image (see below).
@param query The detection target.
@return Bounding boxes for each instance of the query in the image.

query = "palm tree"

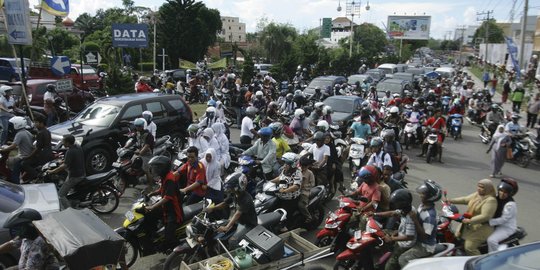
[75,13,98,39]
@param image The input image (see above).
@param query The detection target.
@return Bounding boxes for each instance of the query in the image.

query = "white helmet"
[9,116,27,130]
[255,91,263,97]
[0,85,13,96]
[294,109,305,119]
[322,105,333,115]
[206,106,216,113]
[389,106,399,114]
[142,111,153,122]
[317,120,329,132]
[281,152,299,165]
[392,93,400,98]
[314,102,325,110]
[516,82,523,88]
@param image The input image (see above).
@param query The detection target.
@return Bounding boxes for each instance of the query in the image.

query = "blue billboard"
[112,24,149,48]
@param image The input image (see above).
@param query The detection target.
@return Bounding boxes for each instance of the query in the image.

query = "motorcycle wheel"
[113,175,126,196]
[306,205,325,230]
[116,234,138,268]
[324,186,336,203]
[90,185,120,214]
[315,235,333,247]
[334,259,356,270]
[426,146,433,164]
[163,252,188,270]
[516,154,530,168]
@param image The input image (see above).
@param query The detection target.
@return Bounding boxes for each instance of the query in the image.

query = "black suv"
[48,93,193,174]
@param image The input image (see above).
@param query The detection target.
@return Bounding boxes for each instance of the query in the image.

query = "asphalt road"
[101,115,540,269]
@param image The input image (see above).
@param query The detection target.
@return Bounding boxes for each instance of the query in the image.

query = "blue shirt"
[350,122,371,139]
[417,204,437,252]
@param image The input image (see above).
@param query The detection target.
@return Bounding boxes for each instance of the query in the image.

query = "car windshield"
[73,103,121,127]
[348,76,367,84]
[377,82,402,93]
[0,181,24,214]
[324,98,354,113]
[367,71,381,80]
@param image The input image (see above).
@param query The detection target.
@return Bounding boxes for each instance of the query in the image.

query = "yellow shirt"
[273,137,291,158]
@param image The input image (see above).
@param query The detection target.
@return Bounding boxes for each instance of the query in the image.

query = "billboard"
[112,24,149,48]
[387,16,431,40]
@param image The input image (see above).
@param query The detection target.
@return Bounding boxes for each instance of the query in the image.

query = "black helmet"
[3,208,42,229]
[313,131,325,141]
[148,155,171,178]
[46,84,56,92]
[416,179,442,203]
[498,178,518,196]
[224,172,247,192]
[390,189,413,212]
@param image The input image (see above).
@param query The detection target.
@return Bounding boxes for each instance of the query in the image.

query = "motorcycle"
[441,95,452,114]
[114,196,205,267]
[509,134,531,168]
[112,148,146,196]
[153,135,180,161]
[478,121,497,144]
[525,132,540,161]
[402,121,421,150]
[424,129,440,163]
[315,196,360,248]
[163,202,287,269]
[253,181,326,230]
[347,137,368,178]
[448,113,463,140]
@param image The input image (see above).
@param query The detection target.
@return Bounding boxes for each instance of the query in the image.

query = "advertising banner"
[387,16,431,40]
[112,24,149,48]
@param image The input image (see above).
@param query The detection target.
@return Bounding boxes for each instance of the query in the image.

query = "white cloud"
[463,6,477,25]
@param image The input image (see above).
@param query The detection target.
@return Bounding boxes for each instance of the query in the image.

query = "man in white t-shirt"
[240,106,258,144]
[366,137,393,170]
[142,111,157,138]
[308,131,330,186]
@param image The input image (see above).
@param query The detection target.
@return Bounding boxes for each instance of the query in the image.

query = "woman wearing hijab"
[448,179,497,255]
[202,128,220,159]
[487,125,512,178]
[201,148,224,204]
[211,122,230,170]
[487,178,518,253]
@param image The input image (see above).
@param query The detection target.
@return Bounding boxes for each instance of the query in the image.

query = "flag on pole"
[505,36,521,79]
[41,0,69,17]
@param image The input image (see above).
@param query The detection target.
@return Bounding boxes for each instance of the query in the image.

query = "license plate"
[125,211,135,222]
[112,162,122,168]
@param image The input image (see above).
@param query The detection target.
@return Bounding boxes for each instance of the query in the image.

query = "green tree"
[473,19,505,44]
[241,52,255,84]
[352,23,388,61]
[46,28,79,55]
[158,0,222,67]
[74,13,101,39]
[259,23,297,64]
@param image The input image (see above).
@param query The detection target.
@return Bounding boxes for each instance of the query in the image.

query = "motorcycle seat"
[503,226,527,242]
[433,243,447,254]
[183,202,203,221]
[257,211,282,230]
[78,170,116,187]
[231,144,251,151]
[154,136,169,146]
[309,185,324,200]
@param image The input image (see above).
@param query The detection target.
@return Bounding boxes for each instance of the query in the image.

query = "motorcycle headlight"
[325,220,341,229]
[346,242,361,250]
[339,201,350,208]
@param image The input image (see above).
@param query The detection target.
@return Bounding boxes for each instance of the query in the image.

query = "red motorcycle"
[315,196,359,247]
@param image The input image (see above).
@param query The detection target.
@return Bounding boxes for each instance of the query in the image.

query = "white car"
[404,241,540,270]
[0,180,60,268]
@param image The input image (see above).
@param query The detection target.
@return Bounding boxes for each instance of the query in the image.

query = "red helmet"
[357,165,380,184]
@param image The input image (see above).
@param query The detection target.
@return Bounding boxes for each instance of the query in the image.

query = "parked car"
[254,64,273,76]
[0,58,30,82]
[403,241,540,270]
[392,72,415,83]
[377,63,399,77]
[396,64,409,73]
[435,67,456,78]
[48,93,193,174]
[304,75,347,97]
[405,67,425,76]
[347,74,374,86]
[0,180,60,268]
[3,79,94,113]
[365,69,386,83]
[376,78,412,97]
[28,63,99,91]
[164,69,187,82]
[323,95,363,131]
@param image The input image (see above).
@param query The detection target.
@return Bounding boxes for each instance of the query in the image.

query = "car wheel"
[86,148,111,174]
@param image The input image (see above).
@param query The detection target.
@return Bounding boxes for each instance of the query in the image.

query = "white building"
[328,17,356,43]
[454,25,479,46]
[218,16,246,43]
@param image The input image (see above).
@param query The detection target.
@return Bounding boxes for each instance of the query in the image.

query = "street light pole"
[345,0,361,58]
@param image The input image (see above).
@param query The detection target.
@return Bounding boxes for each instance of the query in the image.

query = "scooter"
[478,121,497,144]
[253,181,326,230]
[402,121,421,150]
[115,196,205,267]
[315,196,359,248]
[424,129,440,164]
[448,113,463,140]
[153,135,180,161]
[347,137,368,178]
[509,134,531,168]
[112,148,146,196]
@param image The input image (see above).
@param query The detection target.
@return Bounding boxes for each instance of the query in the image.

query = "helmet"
[286,93,294,101]
[404,90,411,96]
[498,178,518,196]
[3,208,42,229]
[314,102,325,110]
[313,131,325,141]
[258,127,273,137]
[393,93,400,98]
[316,120,329,132]
[281,89,287,96]
[362,100,370,108]
[0,85,13,96]
[412,101,420,108]
[269,122,283,135]
[255,91,263,97]
[206,106,216,114]
[322,105,333,115]
[453,99,460,105]
[46,84,56,92]
[299,155,316,166]
[281,152,299,165]
[511,113,521,120]
[315,87,321,92]
[246,106,258,117]
[9,116,27,130]
[416,179,442,203]
[370,137,383,147]
[382,128,395,140]
[516,82,523,88]
[417,97,425,103]
[268,101,278,109]
[148,155,171,178]
[294,109,305,119]
[207,100,217,107]
[187,123,200,135]
[187,69,192,73]
[389,189,413,212]
[142,111,153,123]
[385,90,391,95]
[224,172,247,192]
[133,118,146,128]
[491,103,499,110]
[389,106,399,114]
[357,165,380,184]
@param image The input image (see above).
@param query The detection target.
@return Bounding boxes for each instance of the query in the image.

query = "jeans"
[46,110,58,127]
[10,157,22,184]
[234,107,243,128]
[526,113,538,128]
[58,175,85,209]
[0,115,10,145]
[512,101,522,112]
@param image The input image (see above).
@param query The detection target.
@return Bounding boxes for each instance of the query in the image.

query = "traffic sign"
[85,52,99,64]
[56,79,73,92]
[4,0,33,45]
[51,56,71,76]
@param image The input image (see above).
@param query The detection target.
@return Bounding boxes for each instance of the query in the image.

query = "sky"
[30,0,540,39]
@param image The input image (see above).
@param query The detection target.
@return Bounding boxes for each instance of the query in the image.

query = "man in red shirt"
[176,146,207,205]
[136,77,153,93]
[418,108,446,162]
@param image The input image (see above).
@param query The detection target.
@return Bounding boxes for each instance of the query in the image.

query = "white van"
[377,63,398,78]
[435,67,456,78]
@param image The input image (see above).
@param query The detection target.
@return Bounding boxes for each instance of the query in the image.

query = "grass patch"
[190,103,206,119]
[468,65,504,94]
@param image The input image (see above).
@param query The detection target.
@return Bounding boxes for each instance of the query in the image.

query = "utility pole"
[477,10,493,71]
[346,0,361,58]
[158,48,167,71]
[457,25,466,64]
[518,0,529,78]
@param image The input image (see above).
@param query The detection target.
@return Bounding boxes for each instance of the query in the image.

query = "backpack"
[383,140,401,173]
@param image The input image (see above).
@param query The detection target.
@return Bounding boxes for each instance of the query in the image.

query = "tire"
[90,185,120,214]
[306,205,325,230]
[516,154,530,168]
[426,145,433,164]
[334,259,356,270]
[86,147,112,174]
[163,252,188,270]
[315,235,333,247]
[116,233,138,268]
